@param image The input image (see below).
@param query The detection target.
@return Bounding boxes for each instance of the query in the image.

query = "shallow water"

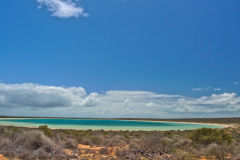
[0,118,222,131]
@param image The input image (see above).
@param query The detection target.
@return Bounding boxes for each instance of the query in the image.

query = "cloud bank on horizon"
[37,0,88,18]
[0,83,240,118]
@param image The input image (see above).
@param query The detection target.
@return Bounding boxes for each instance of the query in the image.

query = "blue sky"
[0,0,240,118]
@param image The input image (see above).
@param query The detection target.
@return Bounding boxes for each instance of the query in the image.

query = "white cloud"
[175,93,240,114]
[234,81,240,85]
[192,87,211,91]
[192,87,221,92]
[37,0,88,18]
[123,99,130,106]
[0,83,240,118]
[146,102,156,107]
[0,83,87,108]
[192,88,202,91]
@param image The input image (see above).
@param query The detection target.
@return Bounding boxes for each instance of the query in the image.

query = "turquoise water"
[0,118,222,131]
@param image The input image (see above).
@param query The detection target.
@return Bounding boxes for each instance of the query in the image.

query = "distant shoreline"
[1,116,239,123]
[124,119,231,128]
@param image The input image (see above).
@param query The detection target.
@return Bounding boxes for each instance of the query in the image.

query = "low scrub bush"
[99,147,109,155]
[189,128,232,145]
[139,134,167,155]
[81,137,94,146]
[173,150,196,160]
[0,126,240,160]
[0,130,67,160]
[103,135,127,147]
[64,138,78,149]
[39,125,53,138]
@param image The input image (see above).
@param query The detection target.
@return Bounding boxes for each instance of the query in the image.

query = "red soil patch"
[0,154,8,160]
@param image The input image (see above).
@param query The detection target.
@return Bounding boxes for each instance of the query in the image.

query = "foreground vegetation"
[0,124,240,160]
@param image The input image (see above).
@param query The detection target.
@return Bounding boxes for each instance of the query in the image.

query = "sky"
[0,0,240,118]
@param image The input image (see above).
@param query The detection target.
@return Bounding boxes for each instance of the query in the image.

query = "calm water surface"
[0,119,222,131]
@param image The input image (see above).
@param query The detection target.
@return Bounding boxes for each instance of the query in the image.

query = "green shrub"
[38,125,53,138]
[189,128,232,145]
[173,150,196,160]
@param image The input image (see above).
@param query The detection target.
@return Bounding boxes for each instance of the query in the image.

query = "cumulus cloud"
[0,83,87,108]
[176,93,240,114]
[37,0,88,18]
[0,83,240,118]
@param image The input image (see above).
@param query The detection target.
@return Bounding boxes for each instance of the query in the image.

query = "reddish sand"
[0,155,8,160]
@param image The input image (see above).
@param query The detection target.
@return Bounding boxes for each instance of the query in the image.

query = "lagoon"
[0,118,223,131]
